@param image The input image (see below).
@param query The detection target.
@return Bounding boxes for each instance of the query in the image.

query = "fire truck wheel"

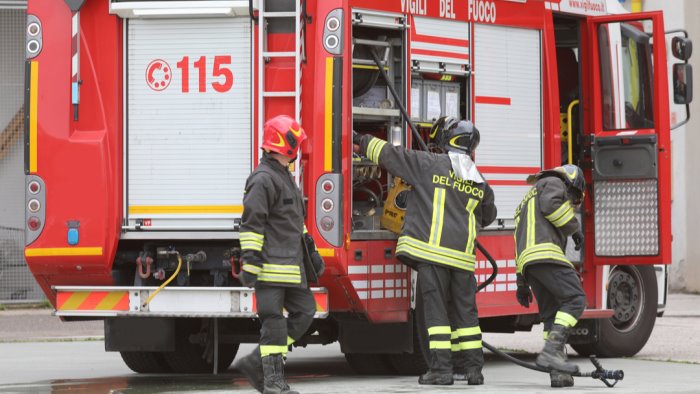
[572,265,657,358]
[120,351,172,373]
[162,319,239,373]
[344,353,396,375]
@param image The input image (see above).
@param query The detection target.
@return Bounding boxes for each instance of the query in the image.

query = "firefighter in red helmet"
[234,115,325,394]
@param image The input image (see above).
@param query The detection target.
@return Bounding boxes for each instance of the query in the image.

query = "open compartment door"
[586,12,671,265]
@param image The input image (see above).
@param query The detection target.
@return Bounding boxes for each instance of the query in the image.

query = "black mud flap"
[105,317,176,352]
[568,318,600,345]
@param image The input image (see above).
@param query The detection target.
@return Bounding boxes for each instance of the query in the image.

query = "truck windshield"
[598,20,655,130]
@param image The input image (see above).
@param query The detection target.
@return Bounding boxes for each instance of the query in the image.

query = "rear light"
[28,180,40,194]
[320,216,334,231]
[321,180,334,193]
[27,22,40,37]
[27,199,40,213]
[323,9,343,55]
[325,35,339,50]
[321,198,334,212]
[25,15,42,59]
[326,16,340,32]
[28,216,41,231]
[27,40,40,55]
[25,175,46,245]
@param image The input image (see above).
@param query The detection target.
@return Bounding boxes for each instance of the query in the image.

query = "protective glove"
[239,270,258,287]
[572,231,584,251]
[352,130,363,146]
[516,274,533,308]
[239,250,263,287]
[304,233,325,277]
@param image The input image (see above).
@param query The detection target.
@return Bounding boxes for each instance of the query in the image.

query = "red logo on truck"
[146,59,171,91]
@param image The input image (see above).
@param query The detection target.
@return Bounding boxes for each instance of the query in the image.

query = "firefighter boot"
[466,367,484,385]
[235,346,264,393]
[419,350,454,385]
[550,371,575,387]
[536,325,579,375]
[262,354,298,394]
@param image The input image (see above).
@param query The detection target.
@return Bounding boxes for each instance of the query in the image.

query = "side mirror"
[673,63,693,105]
[672,36,693,61]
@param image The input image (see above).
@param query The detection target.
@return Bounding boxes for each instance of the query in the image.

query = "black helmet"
[528,164,586,205]
[429,116,480,155]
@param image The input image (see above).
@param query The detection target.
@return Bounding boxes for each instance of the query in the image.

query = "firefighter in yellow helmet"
[234,115,325,394]
[354,117,497,386]
[513,164,587,388]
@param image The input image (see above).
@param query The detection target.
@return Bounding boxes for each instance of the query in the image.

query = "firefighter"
[234,115,325,394]
[353,117,497,386]
[513,164,587,388]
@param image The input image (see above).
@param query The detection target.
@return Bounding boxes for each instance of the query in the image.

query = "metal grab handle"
[567,99,580,165]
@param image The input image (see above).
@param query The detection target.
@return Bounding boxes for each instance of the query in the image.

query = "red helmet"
[262,115,307,159]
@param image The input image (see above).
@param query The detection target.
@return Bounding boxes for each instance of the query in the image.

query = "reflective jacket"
[513,176,580,274]
[240,154,308,287]
[357,135,497,272]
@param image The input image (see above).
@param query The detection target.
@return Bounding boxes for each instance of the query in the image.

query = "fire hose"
[475,242,623,387]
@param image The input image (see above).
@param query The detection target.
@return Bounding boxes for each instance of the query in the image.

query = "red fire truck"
[23,0,692,374]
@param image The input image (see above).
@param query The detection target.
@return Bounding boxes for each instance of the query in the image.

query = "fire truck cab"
[23,0,691,374]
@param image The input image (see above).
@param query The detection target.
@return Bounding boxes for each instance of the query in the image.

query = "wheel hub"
[608,269,643,331]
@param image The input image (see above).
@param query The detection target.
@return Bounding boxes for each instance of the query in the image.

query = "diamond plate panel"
[594,180,659,256]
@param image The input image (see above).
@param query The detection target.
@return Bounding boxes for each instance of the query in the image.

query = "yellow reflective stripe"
[429,341,452,349]
[260,345,288,357]
[451,340,483,351]
[543,331,550,340]
[129,205,243,214]
[396,236,476,271]
[545,201,572,222]
[551,209,575,228]
[514,216,520,260]
[324,57,333,172]
[25,247,103,257]
[451,327,481,339]
[465,199,480,254]
[303,225,308,234]
[29,61,38,173]
[240,231,264,241]
[258,274,302,284]
[242,264,262,275]
[518,243,566,259]
[367,137,388,164]
[241,244,263,252]
[555,311,578,327]
[262,264,301,274]
[428,326,451,336]
[399,236,476,263]
[287,336,295,346]
[527,198,536,248]
[429,188,446,246]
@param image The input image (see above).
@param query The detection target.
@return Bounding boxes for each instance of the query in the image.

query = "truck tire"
[162,319,239,373]
[572,265,657,358]
[344,353,395,375]
[120,351,172,373]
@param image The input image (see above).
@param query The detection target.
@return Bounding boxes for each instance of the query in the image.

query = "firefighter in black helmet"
[513,164,587,388]
[354,117,497,386]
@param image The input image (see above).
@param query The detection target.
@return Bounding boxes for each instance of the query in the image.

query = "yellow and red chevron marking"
[57,291,130,311]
